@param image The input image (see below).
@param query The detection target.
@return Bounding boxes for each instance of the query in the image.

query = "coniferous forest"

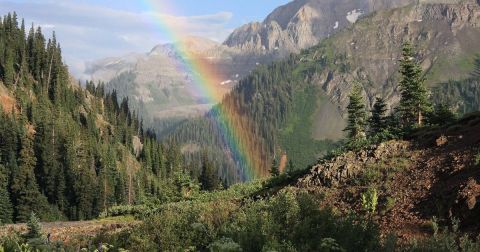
[0,12,198,223]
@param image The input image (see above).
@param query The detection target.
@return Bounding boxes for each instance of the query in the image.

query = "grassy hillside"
[278,85,337,170]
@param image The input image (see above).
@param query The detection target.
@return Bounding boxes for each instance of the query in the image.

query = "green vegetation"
[199,151,221,191]
[344,84,367,143]
[25,213,42,240]
[428,104,458,126]
[362,187,378,215]
[269,157,280,177]
[406,218,480,252]
[0,12,209,224]
[398,42,432,127]
[475,152,480,166]
[95,188,383,251]
[432,78,480,115]
[278,85,336,170]
[369,97,388,137]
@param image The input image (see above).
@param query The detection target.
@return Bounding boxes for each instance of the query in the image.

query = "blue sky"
[0,0,291,77]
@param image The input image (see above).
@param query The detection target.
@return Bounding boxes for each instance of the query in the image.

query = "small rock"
[436,135,448,146]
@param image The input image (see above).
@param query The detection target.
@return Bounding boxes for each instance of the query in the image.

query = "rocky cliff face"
[224,0,413,54]
[296,0,480,143]
[310,0,480,116]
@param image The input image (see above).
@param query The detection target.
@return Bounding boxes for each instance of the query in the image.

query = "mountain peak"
[224,0,414,53]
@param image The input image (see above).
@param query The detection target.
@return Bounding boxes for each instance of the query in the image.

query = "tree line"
[0,12,223,223]
[343,43,457,147]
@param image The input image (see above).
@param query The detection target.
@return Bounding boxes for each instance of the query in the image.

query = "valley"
[1,0,480,251]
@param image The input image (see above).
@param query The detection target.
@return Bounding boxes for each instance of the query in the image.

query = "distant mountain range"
[85,0,415,129]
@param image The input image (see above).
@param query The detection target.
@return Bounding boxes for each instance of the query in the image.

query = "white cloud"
[0,0,233,78]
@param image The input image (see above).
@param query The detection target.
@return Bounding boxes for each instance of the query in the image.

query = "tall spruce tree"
[368,97,388,136]
[11,130,46,222]
[429,104,457,126]
[344,84,367,142]
[25,212,42,239]
[398,42,431,127]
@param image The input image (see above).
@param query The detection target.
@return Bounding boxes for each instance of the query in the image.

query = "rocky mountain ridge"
[86,0,417,125]
[224,0,414,54]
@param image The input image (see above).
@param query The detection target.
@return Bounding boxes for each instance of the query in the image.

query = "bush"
[25,212,42,240]
[102,189,383,251]
[361,187,378,215]
[475,152,480,166]
[406,218,480,252]
[208,238,242,252]
[99,204,150,219]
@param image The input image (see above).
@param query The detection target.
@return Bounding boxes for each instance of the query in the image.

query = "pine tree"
[3,47,15,86]
[25,212,42,239]
[269,157,279,177]
[368,97,388,136]
[429,104,457,126]
[344,84,367,142]
[0,163,13,224]
[11,130,46,222]
[398,42,431,127]
[199,152,219,191]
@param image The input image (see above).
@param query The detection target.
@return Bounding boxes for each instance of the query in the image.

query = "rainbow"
[140,0,268,181]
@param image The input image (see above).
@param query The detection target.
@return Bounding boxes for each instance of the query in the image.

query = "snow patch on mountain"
[346,9,364,23]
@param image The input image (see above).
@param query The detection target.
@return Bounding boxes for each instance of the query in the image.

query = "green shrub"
[319,238,346,252]
[406,218,480,252]
[475,152,480,166]
[103,189,383,251]
[208,238,242,252]
[25,212,42,240]
[361,187,378,214]
[358,166,382,185]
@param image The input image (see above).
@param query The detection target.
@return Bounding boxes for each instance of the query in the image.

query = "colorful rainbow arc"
[141,0,264,181]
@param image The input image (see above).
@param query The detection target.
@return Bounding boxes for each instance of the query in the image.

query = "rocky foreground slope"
[295,112,480,239]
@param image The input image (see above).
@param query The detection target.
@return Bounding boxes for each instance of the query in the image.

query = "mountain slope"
[297,112,480,239]
[168,0,480,181]
[89,0,415,134]
[87,37,275,127]
[47,113,480,250]
[0,13,187,223]
[224,0,413,54]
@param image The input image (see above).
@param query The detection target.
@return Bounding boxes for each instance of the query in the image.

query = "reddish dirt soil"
[299,113,480,241]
